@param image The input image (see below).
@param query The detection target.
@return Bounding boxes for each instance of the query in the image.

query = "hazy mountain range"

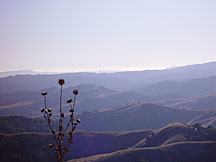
[0,70,39,78]
[137,75,216,97]
[0,84,181,116]
[1,83,216,129]
[1,61,216,161]
[1,61,216,94]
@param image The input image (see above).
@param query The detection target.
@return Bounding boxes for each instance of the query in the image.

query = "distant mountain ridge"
[0,70,38,78]
[1,61,216,94]
[136,75,216,97]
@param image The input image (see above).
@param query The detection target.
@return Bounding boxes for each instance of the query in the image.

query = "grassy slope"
[0,129,151,162]
[0,132,56,162]
[0,116,58,133]
[1,116,216,162]
[69,123,216,162]
[70,141,216,162]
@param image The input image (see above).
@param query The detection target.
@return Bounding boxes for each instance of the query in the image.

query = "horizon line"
[0,61,216,74]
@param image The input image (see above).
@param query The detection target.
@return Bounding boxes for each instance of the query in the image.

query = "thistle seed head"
[76,119,81,123]
[55,147,59,151]
[52,129,56,134]
[73,89,79,95]
[68,131,72,136]
[49,144,53,148]
[65,148,69,152]
[61,113,65,118]
[58,79,65,85]
[67,99,72,103]
[41,92,47,96]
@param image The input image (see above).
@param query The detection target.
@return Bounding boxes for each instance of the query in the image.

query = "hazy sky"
[0,0,216,72]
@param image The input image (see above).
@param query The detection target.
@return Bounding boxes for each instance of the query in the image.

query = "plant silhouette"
[40,79,80,162]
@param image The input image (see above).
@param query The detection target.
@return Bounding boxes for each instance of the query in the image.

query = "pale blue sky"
[0,0,216,72]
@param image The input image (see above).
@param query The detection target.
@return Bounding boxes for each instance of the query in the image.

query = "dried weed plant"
[40,79,80,162]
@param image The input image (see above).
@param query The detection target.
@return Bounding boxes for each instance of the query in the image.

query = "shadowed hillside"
[70,141,216,162]
[69,123,216,162]
[0,129,151,162]
[1,116,216,162]
[76,103,203,131]
[135,123,216,148]
[0,116,58,133]
[135,123,193,147]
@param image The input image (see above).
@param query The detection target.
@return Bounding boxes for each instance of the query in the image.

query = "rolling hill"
[187,109,216,127]
[0,116,58,134]
[155,94,216,110]
[1,117,216,162]
[0,84,179,116]
[0,126,151,162]
[76,103,203,131]
[69,123,216,162]
[70,141,216,162]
